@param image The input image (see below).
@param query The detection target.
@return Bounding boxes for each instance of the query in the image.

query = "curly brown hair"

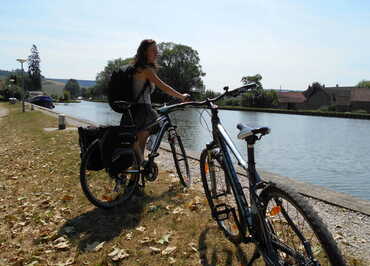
[134,39,158,70]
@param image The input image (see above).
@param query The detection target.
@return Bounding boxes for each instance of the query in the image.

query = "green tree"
[153,42,205,102]
[64,79,80,98]
[0,72,28,100]
[240,74,265,106]
[93,42,206,101]
[357,80,370,88]
[27,44,42,91]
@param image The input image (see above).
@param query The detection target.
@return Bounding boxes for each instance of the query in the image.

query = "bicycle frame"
[143,113,176,159]
[206,103,280,262]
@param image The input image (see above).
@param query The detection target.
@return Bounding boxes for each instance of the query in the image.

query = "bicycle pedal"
[213,203,232,221]
[212,191,228,199]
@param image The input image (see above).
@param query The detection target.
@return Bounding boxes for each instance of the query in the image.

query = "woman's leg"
[133,130,150,164]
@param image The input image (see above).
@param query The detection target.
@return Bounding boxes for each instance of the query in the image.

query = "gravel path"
[155,148,370,263]
[0,105,9,118]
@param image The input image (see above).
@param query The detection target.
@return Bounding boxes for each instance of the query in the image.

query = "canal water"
[55,101,370,201]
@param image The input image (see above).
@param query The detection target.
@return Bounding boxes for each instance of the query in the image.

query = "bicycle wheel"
[80,140,140,209]
[168,130,191,187]
[200,148,245,243]
[259,182,346,265]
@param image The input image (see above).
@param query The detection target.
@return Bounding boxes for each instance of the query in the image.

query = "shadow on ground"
[58,192,148,251]
[198,226,252,266]
[58,184,186,252]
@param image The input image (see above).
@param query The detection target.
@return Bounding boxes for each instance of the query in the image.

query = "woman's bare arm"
[144,68,187,100]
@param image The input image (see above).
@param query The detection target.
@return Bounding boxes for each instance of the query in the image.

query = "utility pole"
[16,58,27,112]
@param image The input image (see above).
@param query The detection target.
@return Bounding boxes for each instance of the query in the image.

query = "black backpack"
[107,65,149,113]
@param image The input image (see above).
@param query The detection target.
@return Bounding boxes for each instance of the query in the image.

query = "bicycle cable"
[197,108,212,135]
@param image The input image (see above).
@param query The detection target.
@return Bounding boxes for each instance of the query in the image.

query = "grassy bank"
[0,103,365,265]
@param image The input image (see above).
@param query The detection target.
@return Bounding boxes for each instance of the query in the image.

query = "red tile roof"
[276,91,306,103]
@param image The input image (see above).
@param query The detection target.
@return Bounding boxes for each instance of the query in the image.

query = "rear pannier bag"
[78,126,110,171]
[100,125,137,175]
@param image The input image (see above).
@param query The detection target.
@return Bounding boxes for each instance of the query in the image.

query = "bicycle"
[169,85,345,265]
[79,101,191,209]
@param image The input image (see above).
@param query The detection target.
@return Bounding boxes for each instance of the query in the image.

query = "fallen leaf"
[157,233,171,245]
[149,246,161,253]
[162,246,176,256]
[108,248,130,261]
[62,195,74,201]
[126,232,133,240]
[84,241,105,252]
[188,242,198,252]
[139,237,152,244]
[54,241,70,250]
[169,257,176,264]
[136,226,146,232]
[172,207,184,214]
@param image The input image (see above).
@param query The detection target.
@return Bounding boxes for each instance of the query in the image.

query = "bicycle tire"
[169,131,192,187]
[259,182,346,265]
[80,140,140,209]
[200,148,245,244]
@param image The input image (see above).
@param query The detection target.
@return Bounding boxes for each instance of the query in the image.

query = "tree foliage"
[241,74,263,90]
[153,42,205,102]
[64,79,80,98]
[357,80,370,88]
[0,71,29,100]
[238,74,277,107]
[27,44,42,91]
[92,42,206,103]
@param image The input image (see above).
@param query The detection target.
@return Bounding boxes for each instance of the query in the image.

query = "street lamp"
[16,58,27,112]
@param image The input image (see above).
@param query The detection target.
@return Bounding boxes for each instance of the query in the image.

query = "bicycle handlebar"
[157,83,257,114]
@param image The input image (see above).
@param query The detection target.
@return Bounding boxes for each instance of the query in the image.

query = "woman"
[129,39,189,164]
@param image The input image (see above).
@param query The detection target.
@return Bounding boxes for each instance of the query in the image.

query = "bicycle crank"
[142,160,158,181]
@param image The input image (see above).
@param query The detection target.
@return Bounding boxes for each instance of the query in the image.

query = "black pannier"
[100,125,137,176]
[78,126,110,171]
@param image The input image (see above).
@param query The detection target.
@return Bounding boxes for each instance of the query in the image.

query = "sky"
[1,0,369,92]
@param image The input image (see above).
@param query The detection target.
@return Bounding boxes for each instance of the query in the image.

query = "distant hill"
[0,70,96,97]
[47,78,96,88]
[0,69,12,77]
[42,79,66,97]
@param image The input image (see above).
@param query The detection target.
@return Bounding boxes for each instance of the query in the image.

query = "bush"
[223,98,240,106]
[352,109,368,114]
[319,106,329,112]
[328,105,336,112]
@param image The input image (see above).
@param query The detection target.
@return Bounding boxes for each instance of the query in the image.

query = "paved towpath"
[0,104,9,118]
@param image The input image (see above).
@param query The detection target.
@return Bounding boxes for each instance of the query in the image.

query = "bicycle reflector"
[269,206,282,216]
[204,162,209,174]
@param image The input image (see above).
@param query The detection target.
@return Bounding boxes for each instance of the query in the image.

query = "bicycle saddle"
[112,101,132,110]
[236,123,270,140]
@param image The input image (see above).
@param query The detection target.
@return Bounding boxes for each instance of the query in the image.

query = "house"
[303,85,331,110]
[276,91,306,109]
[322,86,353,112]
[276,85,370,112]
[350,87,370,112]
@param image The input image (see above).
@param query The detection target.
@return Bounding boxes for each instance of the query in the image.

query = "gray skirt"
[121,104,159,133]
